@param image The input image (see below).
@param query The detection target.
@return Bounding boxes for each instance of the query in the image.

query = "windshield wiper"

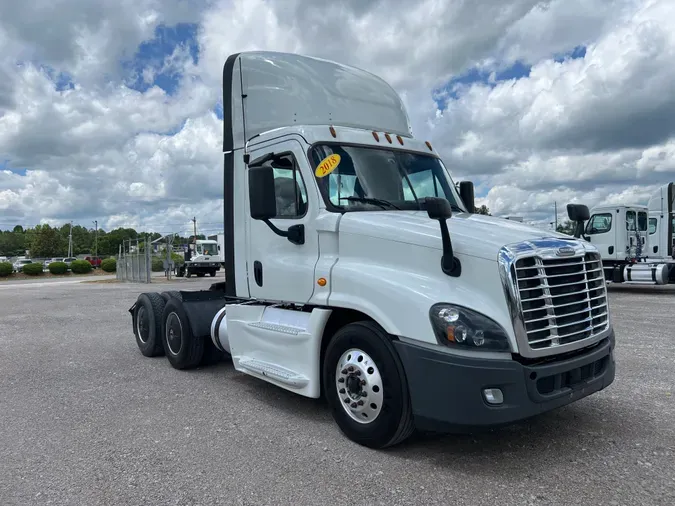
[339,196,401,210]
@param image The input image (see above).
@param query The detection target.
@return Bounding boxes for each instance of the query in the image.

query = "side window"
[626,210,636,231]
[637,211,647,231]
[586,213,613,235]
[649,218,658,235]
[271,154,308,219]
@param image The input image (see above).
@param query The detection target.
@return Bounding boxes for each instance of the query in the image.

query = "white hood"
[338,211,574,261]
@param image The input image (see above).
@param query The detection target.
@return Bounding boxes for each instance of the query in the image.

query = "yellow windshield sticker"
[315,154,341,178]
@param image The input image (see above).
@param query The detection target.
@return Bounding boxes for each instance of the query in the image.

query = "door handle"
[254,260,263,287]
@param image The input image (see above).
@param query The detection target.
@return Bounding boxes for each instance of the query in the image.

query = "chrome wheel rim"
[335,348,384,424]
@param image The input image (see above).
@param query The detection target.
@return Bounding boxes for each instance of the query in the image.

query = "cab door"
[585,211,616,260]
[245,138,320,303]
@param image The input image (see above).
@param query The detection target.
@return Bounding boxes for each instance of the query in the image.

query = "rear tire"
[132,293,166,357]
[322,321,415,449]
[160,297,204,369]
[160,291,183,303]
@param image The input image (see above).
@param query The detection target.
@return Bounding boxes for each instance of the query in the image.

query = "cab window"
[626,210,636,231]
[271,154,308,218]
[637,211,647,231]
[649,218,658,235]
[586,213,612,234]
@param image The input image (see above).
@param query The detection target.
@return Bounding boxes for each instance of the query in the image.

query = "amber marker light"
[372,131,380,141]
[329,126,336,138]
[396,135,404,145]
[317,277,327,286]
[425,141,433,151]
[384,133,392,143]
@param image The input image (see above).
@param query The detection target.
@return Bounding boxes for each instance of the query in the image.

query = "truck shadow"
[209,360,643,475]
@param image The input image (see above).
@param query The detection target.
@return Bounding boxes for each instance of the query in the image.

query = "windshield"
[196,242,218,256]
[309,144,466,212]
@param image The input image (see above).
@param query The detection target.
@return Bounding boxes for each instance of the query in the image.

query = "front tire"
[322,321,415,449]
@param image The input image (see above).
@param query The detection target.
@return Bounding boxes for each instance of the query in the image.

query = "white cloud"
[0,0,674,237]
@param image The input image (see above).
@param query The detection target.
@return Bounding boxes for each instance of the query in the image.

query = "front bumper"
[393,329,616,432]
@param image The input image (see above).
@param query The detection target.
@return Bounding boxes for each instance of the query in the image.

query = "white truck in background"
[129,51,616,449]
[566,182,675,285]
[174,238,222,278]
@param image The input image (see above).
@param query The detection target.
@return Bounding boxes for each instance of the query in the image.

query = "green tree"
[475,205,491,215]
[29,224,66,257]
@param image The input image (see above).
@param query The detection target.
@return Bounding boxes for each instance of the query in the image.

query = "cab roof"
[222,51,413,152]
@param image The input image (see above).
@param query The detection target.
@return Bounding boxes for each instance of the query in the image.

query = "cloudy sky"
[0,0,673,236]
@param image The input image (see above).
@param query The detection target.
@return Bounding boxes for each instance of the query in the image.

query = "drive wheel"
[132,293,166,357]
[322,321,415,449]
[160,297,204,369]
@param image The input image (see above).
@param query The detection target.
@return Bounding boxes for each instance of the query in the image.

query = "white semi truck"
[129,51,616,449]
[174,238,222,278]
[565,182,675,285]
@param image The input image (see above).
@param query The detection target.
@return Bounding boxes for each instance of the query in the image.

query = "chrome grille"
[514,252,609,350]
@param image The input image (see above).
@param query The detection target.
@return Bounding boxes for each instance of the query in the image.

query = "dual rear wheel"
[131,291,224,368]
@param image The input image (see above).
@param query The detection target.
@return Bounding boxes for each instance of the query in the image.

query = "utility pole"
[93,220,98,257]
[554,202,558,232]
[192,217,197,245]
[68,221,73,257]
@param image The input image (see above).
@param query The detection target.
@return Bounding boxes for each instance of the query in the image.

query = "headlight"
[429,303,510,351]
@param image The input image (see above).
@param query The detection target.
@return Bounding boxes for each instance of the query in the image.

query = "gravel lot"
[1,278,674,506]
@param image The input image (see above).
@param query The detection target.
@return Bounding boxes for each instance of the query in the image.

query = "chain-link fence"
[116,237,152,283]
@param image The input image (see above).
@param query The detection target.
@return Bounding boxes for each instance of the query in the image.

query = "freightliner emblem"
[556,246,575,257]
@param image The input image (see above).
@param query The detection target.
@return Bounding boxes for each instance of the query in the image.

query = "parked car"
[85,256,102,268]
[63,257,77,269]
[13,259,34,272]
[43,257,65,269]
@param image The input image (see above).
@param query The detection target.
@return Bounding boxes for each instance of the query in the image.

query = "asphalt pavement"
[0,279,673,505]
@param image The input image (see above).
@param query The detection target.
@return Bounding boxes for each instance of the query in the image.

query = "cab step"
[236,357,309,388]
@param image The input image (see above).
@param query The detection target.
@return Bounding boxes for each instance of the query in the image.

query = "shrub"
[23,262,44,276]
[0,262,12,277]
[171,252,184,266]
[48,261,68,275]
[151,257,165,272]
[101,258,117,272]
[70,259,92,274]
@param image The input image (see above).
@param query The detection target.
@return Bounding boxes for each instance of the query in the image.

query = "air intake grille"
[515,253,609,350]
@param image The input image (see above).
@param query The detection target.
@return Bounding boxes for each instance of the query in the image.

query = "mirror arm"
[262,219,305,245]
[438,219,461,277]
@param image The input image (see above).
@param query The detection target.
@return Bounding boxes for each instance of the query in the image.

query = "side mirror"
[459,181,475,213]
[247,160,305,245]
[566,203,590,222]
[566,203,590,239]
[248,166,277,220]
[423,197,460,277]
[424,196,452,220]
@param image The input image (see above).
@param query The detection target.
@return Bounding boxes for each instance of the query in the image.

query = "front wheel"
[322,321,415,449]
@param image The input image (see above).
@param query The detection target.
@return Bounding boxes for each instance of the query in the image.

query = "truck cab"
[583,204,649,262]
[567,185,675,285]
[647,182,674,259]
[130,51,616,448]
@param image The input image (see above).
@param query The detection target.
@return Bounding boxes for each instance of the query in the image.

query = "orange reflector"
[425,141,433,151]
[317,277,327,287]
[446,327,455,342]
[372,131,380,141]
[384,133,392,143]
[329,126,336,138]
[397,135,404,145]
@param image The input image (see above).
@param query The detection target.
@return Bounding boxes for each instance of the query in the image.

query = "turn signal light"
[372,131,380,142]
